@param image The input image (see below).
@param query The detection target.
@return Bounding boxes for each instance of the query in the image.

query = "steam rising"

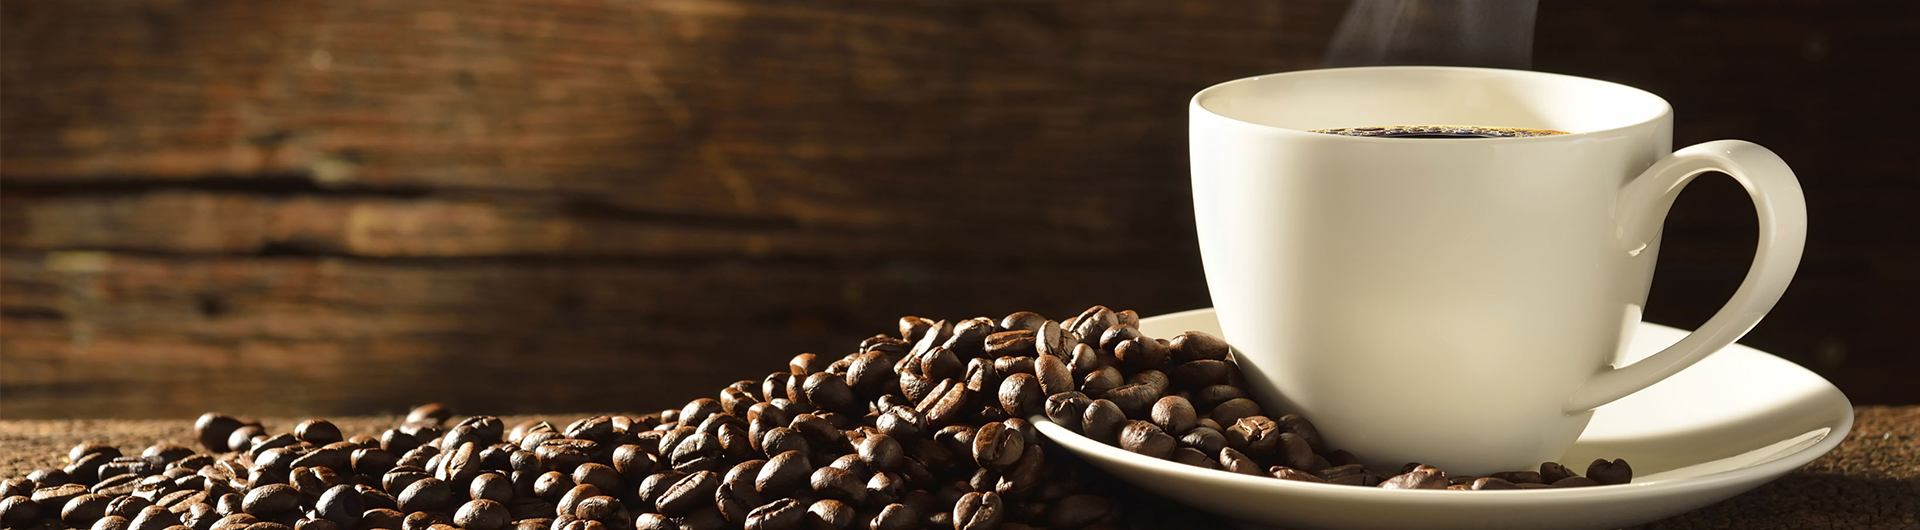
[1323,0,1540,69]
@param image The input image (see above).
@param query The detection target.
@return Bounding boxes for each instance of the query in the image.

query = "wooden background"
[3,0,1916,418]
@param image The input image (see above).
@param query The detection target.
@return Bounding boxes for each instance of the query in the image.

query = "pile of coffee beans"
[0,305,1633,530]
[1030,306,1632,491]
[0,307,1239,530]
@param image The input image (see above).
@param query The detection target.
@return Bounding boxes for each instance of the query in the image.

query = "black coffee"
[1310,125,1567,139]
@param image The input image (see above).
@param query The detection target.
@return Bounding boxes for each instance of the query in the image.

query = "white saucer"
[1034,308,1853,530]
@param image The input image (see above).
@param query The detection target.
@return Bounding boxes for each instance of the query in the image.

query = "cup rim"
[1190,66,1674,142]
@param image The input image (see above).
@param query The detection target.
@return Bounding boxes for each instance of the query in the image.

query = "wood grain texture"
[3,0,1917,417]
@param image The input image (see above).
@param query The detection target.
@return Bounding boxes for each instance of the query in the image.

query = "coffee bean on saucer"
[1179,427,1227,456]
[1552,476,1602,488]
[997,374,1042,418]
[1080,400,1126,443]
[1208,398,1263,426]
[1042,393,1091,433]
[1540,462,1578,483]
[1471,477,1520,490]
[1380,465,1448,490]
[1216,448,1262,476]
[1489,470,1544,484]
[1169,331,1231,363]
[1118,421,1175,459]
[1268,467,1326,483]
[1587,458,1633,485]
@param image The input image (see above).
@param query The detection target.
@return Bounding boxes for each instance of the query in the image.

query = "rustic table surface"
[2,406,1914,529]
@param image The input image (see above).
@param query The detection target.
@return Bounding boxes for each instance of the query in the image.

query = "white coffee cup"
[1188,66,1806,475]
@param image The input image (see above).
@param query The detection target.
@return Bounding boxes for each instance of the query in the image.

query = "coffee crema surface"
[1308,125,1568,139]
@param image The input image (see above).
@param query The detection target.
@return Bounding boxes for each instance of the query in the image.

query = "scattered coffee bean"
[1587,458,1633,485]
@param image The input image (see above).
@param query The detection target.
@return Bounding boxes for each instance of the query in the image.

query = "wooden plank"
[0,251,1212,418]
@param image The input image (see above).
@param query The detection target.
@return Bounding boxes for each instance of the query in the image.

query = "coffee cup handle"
[1564,140,1807,412]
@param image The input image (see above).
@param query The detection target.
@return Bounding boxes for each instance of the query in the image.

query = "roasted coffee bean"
[1149,396,1198,435]
[1380,465,1448,490]
[572,496,624,522]
[128,505,181,530]
[916,348,963,383]
[1113,338,1168,370]
[788,414,845,450]
[105,495,152,519]
[972,422,1026,469]
[1116,421,1176,459]
[396,477,455,513]
[1167,331,1230,363]
[1208,398,1263,426]
[919,381,972,428]
[1215,448,1262,476]
[1552,476,1602,488]
[1103,383,1160,418]
[1488,470,1544,484]
[290,420,343,447]
[632,513,673,530]
[1068,307,1117,347]
[843,351,894,397]
[0,479,32,499]
[1471,477,1520,490]
[997,373,1042,418]
[1097,325,1140,354]
[468,473,512,503]
[854,434,904,472]
[560,466,612,498]
[554,484,602,518]
[1324,465,1384,487]
[1064,344,1102,380]
[1079,367,1122,398]
[654,471,718,517]
[6,498,45,529]
[869,503,916,530]
[742,498,803,530]
[944,318,997,359]
[93,515,131,530]
[210,513,257,528]
[358,509,403,530]
[806,467,864,504]
[996,312,1046,333]
[1080,400,1126,443]
[239,484,298,516]
[1268,467,1326,483]
[188,414,244,453]
[536,440,599,473]
[952,492,1004,530]
[862,472,904,506]
[1225,416,1282,457]
[802,372,860,414]
[1540,461,1578,483]
[63,493,113,526]
[400,509,452,530]
[963,358,1000,396]
[1587,458,1633,485]
[377,430,420,456]
[1169,359,1232,389]
[1042,392,1091,433]
[984,331,1038,358]
[307,485,361,527]
[995,449,1044,499]
[633,471,685,512]
[1031,357,1073,397]
[142,445,196,469]
[804,499,853,530]
[1033,321,1075,360]
[34,483,89,511]
[296,518,341,530]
